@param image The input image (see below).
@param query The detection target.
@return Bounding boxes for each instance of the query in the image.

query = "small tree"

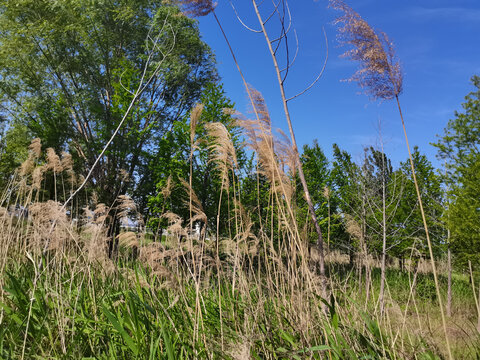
[434,76,480,270]
[299,140,343,253]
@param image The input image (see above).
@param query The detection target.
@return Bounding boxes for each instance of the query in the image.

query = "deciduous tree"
[0,0,216,208]
[434,76,480,270]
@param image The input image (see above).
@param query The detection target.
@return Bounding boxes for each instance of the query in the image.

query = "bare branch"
[230,1,262,33]
[286,27,328,102]
[263,0,282,26]
[280,29,299,73]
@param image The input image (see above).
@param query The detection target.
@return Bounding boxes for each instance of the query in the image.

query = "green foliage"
[330,143,360,252]
[434,75,480,269]
[362,146,398,255]
[299,140,346,249]
[0,121,31,187]
[0,0,216,208]
[395,147,444,261]
[147,82,243,235]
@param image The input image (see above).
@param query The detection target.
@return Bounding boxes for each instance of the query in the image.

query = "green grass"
[1,255,477,359]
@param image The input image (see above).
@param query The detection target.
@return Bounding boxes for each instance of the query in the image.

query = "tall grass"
[0,3,478,358]
[1,124,479,359]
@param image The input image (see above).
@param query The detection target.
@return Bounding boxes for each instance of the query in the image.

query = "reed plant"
[0,2,479,359]
[1,117,479,359]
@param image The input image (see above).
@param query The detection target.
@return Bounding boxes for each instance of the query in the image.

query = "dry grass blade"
[329,0,402,100]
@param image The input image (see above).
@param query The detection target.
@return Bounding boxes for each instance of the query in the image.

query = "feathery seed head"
[238,88,294,201]
[190,103,204,149]
[344,213,362,240]
[180,178,207,224]
[323,186,330,199]
[60,152,73,171]
[117,195,137,221]
[29,138,42,159]
[46,148,62,172]
[94,203,109,225]
[161,176,173,199]
[19,158,34,176]
[117,231,139,248]
[32,165,45,190]
[205,122,238,188]
[119,169,130,183]
[179,0,216,17]
[162,212,188,237]
[329,0,402,100]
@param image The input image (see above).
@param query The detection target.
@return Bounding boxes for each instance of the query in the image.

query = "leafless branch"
[286,27,328,102]
[230,1,262,33]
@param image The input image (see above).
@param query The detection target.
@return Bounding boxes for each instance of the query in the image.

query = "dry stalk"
[251,0,327,298]
[330,1,452,357]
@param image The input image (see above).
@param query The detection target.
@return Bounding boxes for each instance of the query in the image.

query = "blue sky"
[197,1,480,169]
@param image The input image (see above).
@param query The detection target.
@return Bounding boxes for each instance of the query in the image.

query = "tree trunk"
[477,284,480,334]
[379,144,387,317]
[364,242,371,307]
[447,241,452,317]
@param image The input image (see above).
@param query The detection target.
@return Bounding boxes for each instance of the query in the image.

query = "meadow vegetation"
[1,0,480,359]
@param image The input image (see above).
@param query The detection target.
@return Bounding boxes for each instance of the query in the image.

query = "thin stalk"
[327,195,331,253]
[468,261,480,333]
[445,162,452,318]
[447,232,452,317]
[395,95,452,359]
[216,178,225,351]
[379,132,387,317]
[251,0,326,297]
[211,9,311,286]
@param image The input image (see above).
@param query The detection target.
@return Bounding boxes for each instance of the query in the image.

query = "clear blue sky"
[197,0,480,169]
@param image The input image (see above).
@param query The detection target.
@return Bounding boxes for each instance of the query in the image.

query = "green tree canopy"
[0,0,216,205]
[434,75,480,269]
[147,82,244,236]
[394,147,443,262]
[299,140,345,249]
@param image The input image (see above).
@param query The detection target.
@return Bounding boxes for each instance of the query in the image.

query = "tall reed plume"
[329,1,452,357]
